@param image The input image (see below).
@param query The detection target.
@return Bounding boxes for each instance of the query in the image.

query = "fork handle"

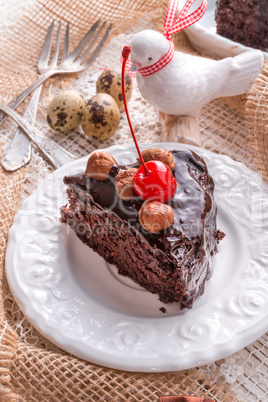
[0,103,76,169]
[1,86,43,171]
[0,70,53,126]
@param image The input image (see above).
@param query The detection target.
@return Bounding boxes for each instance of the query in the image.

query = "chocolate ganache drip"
[64,149,216,261]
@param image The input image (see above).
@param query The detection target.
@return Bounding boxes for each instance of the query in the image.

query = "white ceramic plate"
[184,0,268,60]
[6,143,268,372]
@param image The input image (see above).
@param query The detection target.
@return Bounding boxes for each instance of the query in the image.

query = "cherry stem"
[121,45,149,176]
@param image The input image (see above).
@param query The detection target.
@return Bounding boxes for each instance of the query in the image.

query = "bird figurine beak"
[131,60,142,72]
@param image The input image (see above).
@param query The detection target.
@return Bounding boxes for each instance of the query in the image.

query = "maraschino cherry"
[133,160,177,203]
[121,46,176,202]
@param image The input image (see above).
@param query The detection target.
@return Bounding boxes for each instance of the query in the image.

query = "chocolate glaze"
[64,149,216,262]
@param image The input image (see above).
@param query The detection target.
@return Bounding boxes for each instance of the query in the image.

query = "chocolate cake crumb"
[216,0,268,51]
[217,230,226,243]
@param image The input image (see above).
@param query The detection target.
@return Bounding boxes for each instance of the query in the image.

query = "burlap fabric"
[0,0,267,400]
[246,62,268,182]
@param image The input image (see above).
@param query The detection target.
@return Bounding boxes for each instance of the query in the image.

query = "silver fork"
[1,20,112,170]
[0,102,76,169]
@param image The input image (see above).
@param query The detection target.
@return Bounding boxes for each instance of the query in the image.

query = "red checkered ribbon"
[125,0,207,77]
[163,0,207,40]
[139,41,175,77]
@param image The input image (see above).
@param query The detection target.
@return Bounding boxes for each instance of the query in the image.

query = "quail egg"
[96,68,132,111]
[81,93,120,141]
[47,90,86,132]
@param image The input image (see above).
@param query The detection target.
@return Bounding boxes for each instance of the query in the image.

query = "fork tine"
[75,21,106,65]
[83,23,113,69]
[37,21,55,71]
[68,19,101,61]
[61,22,70,63]
[50,21,61,67]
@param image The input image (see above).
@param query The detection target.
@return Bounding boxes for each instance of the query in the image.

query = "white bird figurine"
[130,29,264,145]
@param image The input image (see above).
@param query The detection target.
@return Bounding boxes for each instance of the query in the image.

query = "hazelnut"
[139,201,174,233]
[85,151,117,181]
[115,168,138,201]
[138,148,175,171]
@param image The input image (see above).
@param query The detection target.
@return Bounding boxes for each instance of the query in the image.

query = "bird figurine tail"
[218,50,264,98]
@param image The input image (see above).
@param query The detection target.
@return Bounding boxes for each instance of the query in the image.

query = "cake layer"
[60,149,221,309]
[216,0,268,51]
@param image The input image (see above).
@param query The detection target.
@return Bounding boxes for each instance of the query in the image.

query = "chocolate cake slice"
[216,0,268,51]
[60,149,223,309]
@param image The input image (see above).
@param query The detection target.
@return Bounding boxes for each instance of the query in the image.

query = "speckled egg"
[81,93,120,141]
[96,68,132,111]
[47,90,86,132]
